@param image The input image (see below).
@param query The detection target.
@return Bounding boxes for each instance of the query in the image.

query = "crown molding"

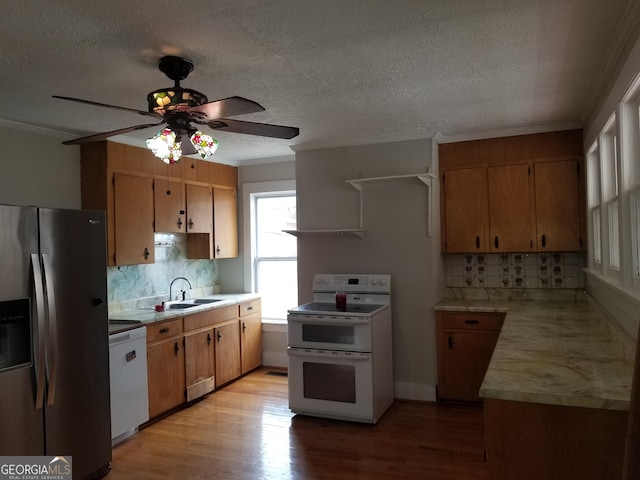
[0,118,71,139]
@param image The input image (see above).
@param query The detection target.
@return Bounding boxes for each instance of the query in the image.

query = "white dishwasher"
[109,326,149,444]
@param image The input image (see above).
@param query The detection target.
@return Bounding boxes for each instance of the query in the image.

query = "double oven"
[287,274,393,424]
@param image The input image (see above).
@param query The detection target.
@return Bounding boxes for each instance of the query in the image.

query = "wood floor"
[108,368,488,480]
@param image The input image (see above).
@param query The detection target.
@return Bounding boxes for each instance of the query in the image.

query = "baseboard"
[394,381,437,402]
[263,352,288,368]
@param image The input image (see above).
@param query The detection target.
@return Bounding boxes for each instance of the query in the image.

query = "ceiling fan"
[53,55,299,161]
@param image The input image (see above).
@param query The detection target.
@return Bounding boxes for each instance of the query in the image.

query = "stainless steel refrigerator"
[0,205,112,479]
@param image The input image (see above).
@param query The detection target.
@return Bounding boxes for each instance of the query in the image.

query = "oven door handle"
[287,348,371,361]
[288,316,370,325]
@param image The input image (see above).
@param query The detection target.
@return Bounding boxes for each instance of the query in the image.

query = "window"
[632,189,640,278]
[587,142,601,267]
[242,180,297,322]
[601,115,620,273]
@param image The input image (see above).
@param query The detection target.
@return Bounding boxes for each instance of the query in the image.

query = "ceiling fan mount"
[53,55,299,150]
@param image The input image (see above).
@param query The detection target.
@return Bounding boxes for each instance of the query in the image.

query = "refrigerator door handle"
[31,253,47,410]
[42,253,58,406]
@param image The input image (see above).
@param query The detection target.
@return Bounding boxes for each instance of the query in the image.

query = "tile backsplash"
[445,252,585,289]
[107,233,220,311]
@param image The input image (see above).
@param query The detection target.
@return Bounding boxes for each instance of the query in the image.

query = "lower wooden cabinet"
[240,299,262,374]
[184,328,215,402]
[435,311,503,403]
[485,398,627,480]
[146,319,185,418]
[214,320,242,387]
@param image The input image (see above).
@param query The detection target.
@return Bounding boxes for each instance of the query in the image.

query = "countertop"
[108,293,261,335]
[435,290,635,411]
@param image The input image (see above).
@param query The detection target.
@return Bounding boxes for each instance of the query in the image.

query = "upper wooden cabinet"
[80,141,238,265]
[154,179,186,233]
[185,184,213,233]
[534,160,581,251]
[488,164,532,252]
[442,168,486,253]
[439,130,584,253]
[213,188,238,258]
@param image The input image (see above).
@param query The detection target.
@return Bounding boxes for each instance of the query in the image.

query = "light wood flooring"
[108,368,488,480]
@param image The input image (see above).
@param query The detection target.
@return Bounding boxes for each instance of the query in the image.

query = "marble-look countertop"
[435,289,635,411]
[108,293,261,335]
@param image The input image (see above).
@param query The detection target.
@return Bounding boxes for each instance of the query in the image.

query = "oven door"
[287,314,372,352]
[287,347,374,423]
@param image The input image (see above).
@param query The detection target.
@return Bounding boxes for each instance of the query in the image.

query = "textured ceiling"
[1,0,638,164]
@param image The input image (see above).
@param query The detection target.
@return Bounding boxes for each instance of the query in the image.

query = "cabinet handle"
[174,342,180,355]
[159,327,169,334]
[247,306,253,311]
[177,218,183,229]
[475,236,480,249]
[541,234,546,248]
[207,333,212,345]
[217,331,222,342]
[188,218,194,230]
[216,245,221,255]
[494,236,499,249]
[144,247,150,260]
[448,336,453,349]
[465,320,479,325]
[242,322,246,332]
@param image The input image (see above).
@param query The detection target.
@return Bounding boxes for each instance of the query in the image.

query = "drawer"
[209,305,237,324]
[441,312,503,331]
[239,299,261,317]
[184,310,215,332]
[147,319,183,342]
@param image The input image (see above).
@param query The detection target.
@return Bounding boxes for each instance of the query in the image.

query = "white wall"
[295,139,445,400]
[0,124,80,209]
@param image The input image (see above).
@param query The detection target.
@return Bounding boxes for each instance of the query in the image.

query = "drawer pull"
[159,327,169,334]
[247,306,253,311]
[465,320,479,325]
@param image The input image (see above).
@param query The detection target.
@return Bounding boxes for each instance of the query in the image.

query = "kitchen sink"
[165,298,223,310]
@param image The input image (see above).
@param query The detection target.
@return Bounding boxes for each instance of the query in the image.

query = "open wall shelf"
[284,171,435,238]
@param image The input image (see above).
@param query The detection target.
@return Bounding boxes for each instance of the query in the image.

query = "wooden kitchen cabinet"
[485,398,627,480]
[184,328,215,402]
[113,173,154,265]
[435,311,503,403]
[154,179,186,233]
[146,319,185,419]
[214,319,242,387]
[239,299,262,374]
[442,167,487,253]
[213,187,238,258]
[534,159,581,251]
[185,184,212,233]
[487,164,532,252]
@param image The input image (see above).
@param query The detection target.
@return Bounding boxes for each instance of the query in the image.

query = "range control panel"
[312,274,391,294]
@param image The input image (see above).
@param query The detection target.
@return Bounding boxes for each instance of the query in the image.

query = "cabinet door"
[214,320,241,387]
[488,164,532,252]
[184,329,215,401]
[154,179,185,233]
[147,338,185,418]
[443,168,486,252]
[186,184,212,233]
[213,188,238,258]
[439,330,499,402]
[534,160,580,251]
[113,173,154,265]
[241,312,262,374]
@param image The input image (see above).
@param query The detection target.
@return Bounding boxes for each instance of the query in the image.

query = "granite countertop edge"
[435,290,634,411]
[108,293,261,335]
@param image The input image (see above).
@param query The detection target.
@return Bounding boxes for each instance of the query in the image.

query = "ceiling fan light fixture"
[190,131,219,159]
[148,88,208,114]
[146,128,182,164]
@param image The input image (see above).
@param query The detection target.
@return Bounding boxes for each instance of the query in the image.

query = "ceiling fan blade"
[61,122,165,145]
[205,118,299,139]
[187,96,265,121]
[52,95,162,119]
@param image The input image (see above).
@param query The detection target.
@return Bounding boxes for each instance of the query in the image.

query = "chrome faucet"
[169,276,192,301]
